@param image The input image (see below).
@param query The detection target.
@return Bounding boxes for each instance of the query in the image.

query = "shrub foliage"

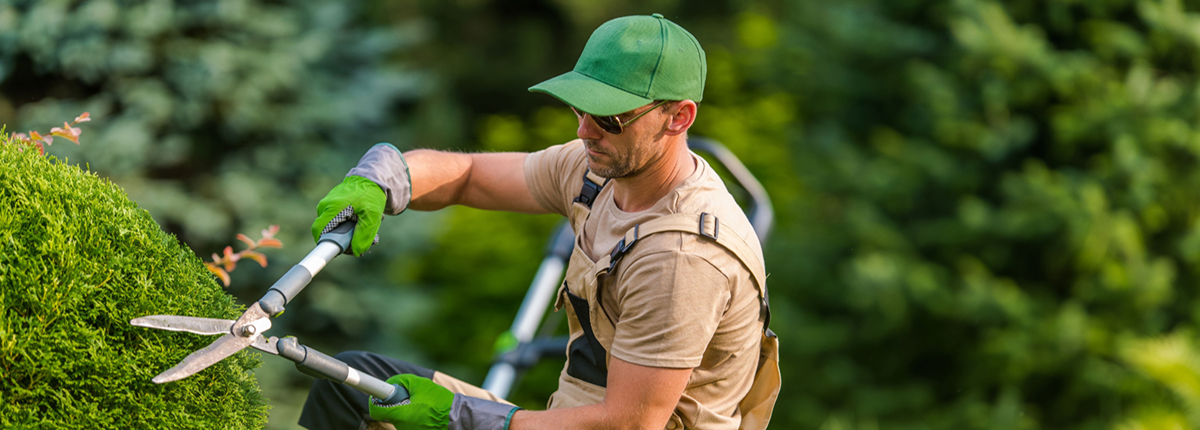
[0,141,267,429]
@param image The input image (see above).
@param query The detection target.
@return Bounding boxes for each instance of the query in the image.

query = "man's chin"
[586,163,613,179]
[586,155,632,179]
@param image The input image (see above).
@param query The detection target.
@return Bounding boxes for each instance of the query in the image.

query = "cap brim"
[529,71,654,116]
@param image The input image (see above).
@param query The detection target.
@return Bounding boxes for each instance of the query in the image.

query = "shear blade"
[131,315,233,336]
[152,334,255,383]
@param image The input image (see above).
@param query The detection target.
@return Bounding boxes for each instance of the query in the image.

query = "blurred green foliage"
[408,0,1200,428]
[10,0,1200,428]
[0,142,266,429]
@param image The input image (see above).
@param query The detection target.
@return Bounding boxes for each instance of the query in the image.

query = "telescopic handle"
[276,337,410,404]
[259,221,356,316]
[688,138,775,244]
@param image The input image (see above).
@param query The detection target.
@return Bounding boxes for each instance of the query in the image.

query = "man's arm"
[408,148,549,213]
[404,149,547,214]
[509,356,692,430]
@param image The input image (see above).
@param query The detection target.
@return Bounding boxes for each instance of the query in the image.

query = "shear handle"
[259,221,356,316]
[276,337,409,403]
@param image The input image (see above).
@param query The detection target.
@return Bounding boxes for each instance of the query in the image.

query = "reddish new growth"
[8,112,90,155]
[206,225,285,287]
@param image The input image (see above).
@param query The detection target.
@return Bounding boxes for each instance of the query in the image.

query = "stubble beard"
[585,139,640,179]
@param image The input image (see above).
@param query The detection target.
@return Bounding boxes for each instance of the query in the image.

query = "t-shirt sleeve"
[523,140,588,217]
[609,240,731,369]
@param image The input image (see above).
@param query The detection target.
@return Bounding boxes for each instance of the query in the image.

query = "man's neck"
[610,137,696,213]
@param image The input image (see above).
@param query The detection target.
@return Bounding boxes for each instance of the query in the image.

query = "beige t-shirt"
[524,139,766,430]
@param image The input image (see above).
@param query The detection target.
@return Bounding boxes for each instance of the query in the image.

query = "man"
[299,13,779,430]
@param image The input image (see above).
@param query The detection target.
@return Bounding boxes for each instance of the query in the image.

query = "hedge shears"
[131,209,409,405]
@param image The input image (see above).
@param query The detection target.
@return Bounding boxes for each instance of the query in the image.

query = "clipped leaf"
[236,233,256,249]
[241,251,268,268]
[65,122,82,144]
[262,225,280,238]
[206,263,231,287]
[73,112,91,123]
[13,133,29,142]
[50,128,80,145]
[256,238,283,248]
[33,141,44,156]
[221,246,238,271]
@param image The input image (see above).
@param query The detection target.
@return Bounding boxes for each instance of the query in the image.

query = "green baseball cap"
[529,13,707,116]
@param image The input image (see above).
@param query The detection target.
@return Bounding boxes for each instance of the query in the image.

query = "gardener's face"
[575,102,670,179]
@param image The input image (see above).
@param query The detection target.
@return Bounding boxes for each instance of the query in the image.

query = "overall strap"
[573,169,610,209]
[593,212,773,330]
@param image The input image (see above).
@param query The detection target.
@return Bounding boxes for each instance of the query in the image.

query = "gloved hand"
[311,175,386,256]
[369,374,454,429]
[369,374,521,430]
[312,143,412,256]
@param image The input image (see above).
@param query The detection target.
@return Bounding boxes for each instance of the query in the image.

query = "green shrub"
[0,140,267,429]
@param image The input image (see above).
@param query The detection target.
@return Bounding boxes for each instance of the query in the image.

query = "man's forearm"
[510,403,648,430]
[508,357,689,430]
[404,149,474,211]
[397,148,545,213]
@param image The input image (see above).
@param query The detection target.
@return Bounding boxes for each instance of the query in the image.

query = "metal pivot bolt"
[241,325,258,337]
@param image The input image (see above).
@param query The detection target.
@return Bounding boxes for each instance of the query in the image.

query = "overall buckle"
[608,224,640,272]
[699,212,719,241]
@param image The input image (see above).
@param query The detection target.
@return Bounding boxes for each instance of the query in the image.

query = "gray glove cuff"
[346,142,411,215]
[449,394,520,430]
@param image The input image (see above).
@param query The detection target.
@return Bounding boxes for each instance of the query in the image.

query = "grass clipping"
[0,143,268,428]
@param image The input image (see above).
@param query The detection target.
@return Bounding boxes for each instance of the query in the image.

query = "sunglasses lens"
[569,106,623,134]
[592,115,622,134]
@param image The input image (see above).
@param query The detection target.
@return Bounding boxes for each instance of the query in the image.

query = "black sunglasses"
[570,100,670,135]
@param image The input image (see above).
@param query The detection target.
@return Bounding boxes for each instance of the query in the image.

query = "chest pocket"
[563,286,609,386]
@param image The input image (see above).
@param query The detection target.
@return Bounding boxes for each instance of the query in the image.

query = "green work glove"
[311,175,386,256]
[369,374,454,430]
[369,374,521,430]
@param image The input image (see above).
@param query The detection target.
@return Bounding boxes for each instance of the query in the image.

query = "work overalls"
[550,171,781,430]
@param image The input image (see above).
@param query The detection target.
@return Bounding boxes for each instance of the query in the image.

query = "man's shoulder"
[621,230,740,270]
[616,223,758,287]
[658,156,764,262]
[525,140,591,217]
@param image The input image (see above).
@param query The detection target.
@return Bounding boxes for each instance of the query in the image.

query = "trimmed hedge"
[0,141,267,429]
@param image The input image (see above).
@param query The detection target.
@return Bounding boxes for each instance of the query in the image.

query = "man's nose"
[576,114,604,141]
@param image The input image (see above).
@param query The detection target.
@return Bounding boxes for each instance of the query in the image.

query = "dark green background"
[5,0,1200,428]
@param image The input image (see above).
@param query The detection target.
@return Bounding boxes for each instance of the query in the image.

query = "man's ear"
[663,100,697,136]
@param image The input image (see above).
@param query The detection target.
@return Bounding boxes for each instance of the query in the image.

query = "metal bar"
[511,256,566,342]
[481,223,573,398]
[481,255,564,398]
[688,138,775,244]
[482,364,517,399]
